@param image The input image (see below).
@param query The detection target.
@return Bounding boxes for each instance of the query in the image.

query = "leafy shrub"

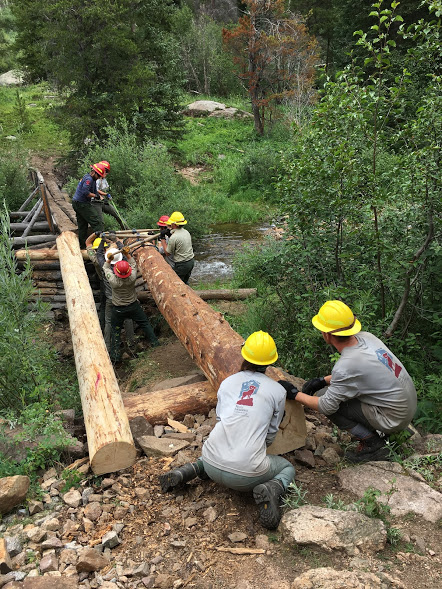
[0,143,31,210]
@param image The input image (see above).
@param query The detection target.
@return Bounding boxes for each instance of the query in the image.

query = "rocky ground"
[1,317,442,589]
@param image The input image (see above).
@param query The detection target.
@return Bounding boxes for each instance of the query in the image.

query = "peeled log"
[15,248,89,261]
[124,381,217,424]
[132,247,307,453]
[57,231,136,475]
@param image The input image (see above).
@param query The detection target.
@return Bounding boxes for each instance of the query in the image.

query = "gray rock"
[294,449,316,468]
[291,567,405,588]
[84,502,102,521]
[203,506,217,523]
[82,487,94,505]
[129,417,154,448]
[28,500,44,516]
[141,576,156,588]
[41,537,63,550]
[26,527,47,543]
[39,552,58,573]
[4,537,21,558]
[228,532,247,543]
[0,71,24,86]
[137,435,190,457]
[281,505,386,555]
[62,489,82,508]
[154,425,165,438]
[322,447,341,465]
[183,100,226,116]
[338,461,442,522]
[76,548,109,573]
[101,530,121,549]
[152,374,206,390]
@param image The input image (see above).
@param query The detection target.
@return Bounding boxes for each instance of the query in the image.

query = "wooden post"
[57,231,136,475]
[132,247,307,453]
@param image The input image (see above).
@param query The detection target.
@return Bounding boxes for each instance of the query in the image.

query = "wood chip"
[167,417,189,433]
[162,457,175,470]
[214,547,265,555]
[65,457,89,471]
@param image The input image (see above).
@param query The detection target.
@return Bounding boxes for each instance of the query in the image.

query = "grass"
[0,83,70,155]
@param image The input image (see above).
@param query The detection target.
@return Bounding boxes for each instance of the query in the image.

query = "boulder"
[0,71,24,86]
[338,461,442,522]
[75,548,109,573]
[281,505,386,555]
[0,476,30,514]
[0,538,13,574]
[183,100,226,116]
[291,567,406,588]
[137,436,189,457]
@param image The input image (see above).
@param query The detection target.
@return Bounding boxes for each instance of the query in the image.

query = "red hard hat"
[114,260,132,278]
[157,215,170,227]
[99,160,110,171]
[90,163,105,177]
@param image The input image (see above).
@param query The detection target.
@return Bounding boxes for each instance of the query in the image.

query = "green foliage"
[172,6,242,97]
[232,1,442,424]
[322,493,346,510]
[282,482,308,509]
[60,468,84,493]
[0,3,17,72]
[0,83,70,154]
[0,142,30,210]
[11,0,185,147]
[355,486,392,522]
[13,90,31,133]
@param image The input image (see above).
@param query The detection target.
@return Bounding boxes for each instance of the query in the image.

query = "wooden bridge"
[11,171,307,476]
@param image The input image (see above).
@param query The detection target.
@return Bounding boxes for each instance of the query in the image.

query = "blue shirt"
[73,173,97,203]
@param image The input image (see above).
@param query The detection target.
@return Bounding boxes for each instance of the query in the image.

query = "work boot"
[253,479,285,530]
[345,434,390,464]
[159,462,202,493]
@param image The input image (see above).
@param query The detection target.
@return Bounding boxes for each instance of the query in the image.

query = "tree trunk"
[57,231,136,475]
[15,249,89,261]
[132,247,307,452]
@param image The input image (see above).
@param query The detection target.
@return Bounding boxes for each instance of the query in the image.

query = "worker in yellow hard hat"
[159,331,295,530]
[165,211,194,283]
[279,301,417,463]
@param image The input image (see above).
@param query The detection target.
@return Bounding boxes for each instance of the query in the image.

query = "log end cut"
[90,441,137,476]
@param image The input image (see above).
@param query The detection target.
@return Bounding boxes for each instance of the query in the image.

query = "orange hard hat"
[99,160,110,172]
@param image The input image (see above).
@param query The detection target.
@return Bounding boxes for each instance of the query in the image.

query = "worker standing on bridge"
[103,245,159,364]
[279,300,417,463]
[165,212,194,284]
[72,163,105,249]
[91,160,126,229]
[159,331,296,530]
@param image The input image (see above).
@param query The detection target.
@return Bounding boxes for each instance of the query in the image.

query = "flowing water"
[190,222,270,285]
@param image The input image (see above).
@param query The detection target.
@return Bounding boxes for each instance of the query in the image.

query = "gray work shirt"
[318,331,417,432]
[202,371,286,476]
[166,228,194,262]
[103,258,137,306]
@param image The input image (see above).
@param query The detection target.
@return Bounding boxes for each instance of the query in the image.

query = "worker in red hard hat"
[89,160,125,229]
[103,244,160,364]
[156,215,175,268]
[72,163,105,248]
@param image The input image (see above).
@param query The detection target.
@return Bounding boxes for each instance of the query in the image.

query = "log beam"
[57,231,136,475]
[132,247,307,453]
[15,248,89,261]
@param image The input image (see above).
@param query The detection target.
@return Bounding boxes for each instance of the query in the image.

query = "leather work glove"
[302,377,327,395]
[278,380,299,400]
[122,246,131,257]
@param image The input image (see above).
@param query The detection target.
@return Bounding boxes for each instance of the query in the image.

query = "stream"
[189,222,270,285]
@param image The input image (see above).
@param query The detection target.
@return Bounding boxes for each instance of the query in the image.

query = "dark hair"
[332,334,353,341]
[240,359,267,373]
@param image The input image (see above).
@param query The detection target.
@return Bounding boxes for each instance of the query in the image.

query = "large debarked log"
[57,231,136,475]
[132,246,307,452]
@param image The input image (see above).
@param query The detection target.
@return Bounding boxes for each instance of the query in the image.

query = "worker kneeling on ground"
[279,300,417,463]
[159,331,295,530]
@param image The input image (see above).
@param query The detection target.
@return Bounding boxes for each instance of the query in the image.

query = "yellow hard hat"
[312,300,361,336]
[92,237,108,249]
[167,211,187,225]
[241,331,278,365]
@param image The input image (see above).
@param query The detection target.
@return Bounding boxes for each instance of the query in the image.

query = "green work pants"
[174,258,195,284]
[110,300,159,362]
[72,200,103,249]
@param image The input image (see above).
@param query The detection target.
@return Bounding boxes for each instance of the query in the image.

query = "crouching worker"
[103,247,159,364]
[279,300,417,464]
[159,331,295,530]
